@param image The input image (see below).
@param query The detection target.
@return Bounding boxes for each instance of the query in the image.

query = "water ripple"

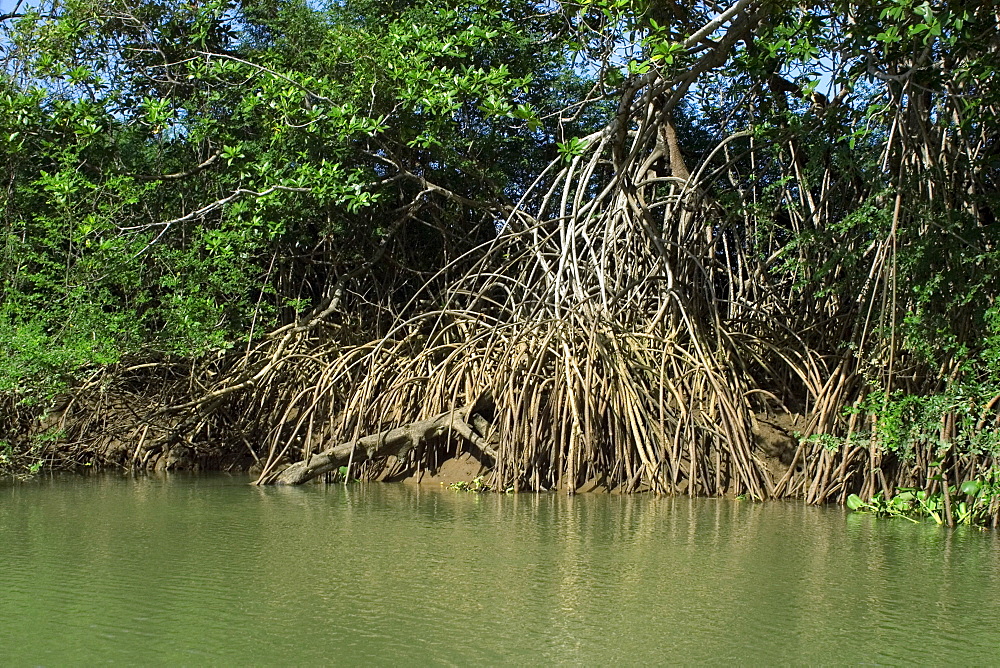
[3,476,1000,664]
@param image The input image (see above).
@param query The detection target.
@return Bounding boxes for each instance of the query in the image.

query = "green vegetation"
[448,476,492,493]
[1,0,575,389]
[2,1,1000,526]
[848,469,1000,527]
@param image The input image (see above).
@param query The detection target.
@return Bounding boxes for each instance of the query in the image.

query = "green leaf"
[960,480,982,496]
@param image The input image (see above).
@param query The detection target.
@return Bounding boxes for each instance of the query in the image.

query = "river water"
[2,474,999,664]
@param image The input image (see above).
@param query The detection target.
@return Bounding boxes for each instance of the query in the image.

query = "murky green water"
[2,474,1000,664]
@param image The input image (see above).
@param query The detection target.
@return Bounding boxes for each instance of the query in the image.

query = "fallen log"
[259,402,493,485]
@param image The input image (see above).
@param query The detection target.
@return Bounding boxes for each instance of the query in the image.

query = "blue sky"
[2,0,29,17]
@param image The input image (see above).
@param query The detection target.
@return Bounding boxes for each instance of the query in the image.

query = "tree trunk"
[260,403,492,485]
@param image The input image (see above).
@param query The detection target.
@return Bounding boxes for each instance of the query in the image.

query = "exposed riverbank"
[7,394,1000,530]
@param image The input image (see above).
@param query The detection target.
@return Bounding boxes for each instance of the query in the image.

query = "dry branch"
[261,402,491,485]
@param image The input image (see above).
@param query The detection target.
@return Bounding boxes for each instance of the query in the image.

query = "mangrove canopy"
[2,0,1000,525]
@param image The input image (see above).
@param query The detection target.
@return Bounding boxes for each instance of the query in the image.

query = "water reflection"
[1,475,999,664]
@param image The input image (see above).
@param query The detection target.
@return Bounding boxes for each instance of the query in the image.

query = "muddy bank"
[11,393,1000,532]
[13,399,807,491]
[24,404,806,493]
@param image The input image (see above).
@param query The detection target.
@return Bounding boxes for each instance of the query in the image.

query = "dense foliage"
[1,0,585,393]
[3,0,1000,524]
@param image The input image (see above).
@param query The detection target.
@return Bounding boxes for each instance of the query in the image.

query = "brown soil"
[400,452,488,486]
[752,412,805,481]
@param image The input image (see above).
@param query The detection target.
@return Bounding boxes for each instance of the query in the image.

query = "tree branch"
[259,402,493,484]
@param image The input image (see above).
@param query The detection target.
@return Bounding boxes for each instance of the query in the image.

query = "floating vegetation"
[448,477,491,493]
